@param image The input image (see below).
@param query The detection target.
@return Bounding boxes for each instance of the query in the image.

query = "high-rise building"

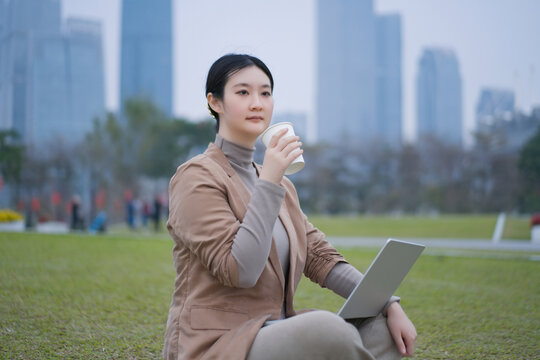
[475,106,540,152]
[0,0,62,140]
[0,0,9,130]
[0,0,105,144]
[474,88,537,151]
[416,48,463,146]
[476,88,515,127]
[375,14,402,146]
[316,1,402,146]
[0,0,7,35]
[31,35,70,143]
[316,0,375,145]
[64,18,106,139]
[120,0,173,117]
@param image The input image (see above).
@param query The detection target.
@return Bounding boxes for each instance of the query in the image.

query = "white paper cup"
[260,122,305,175]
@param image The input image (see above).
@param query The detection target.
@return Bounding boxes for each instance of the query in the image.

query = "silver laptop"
[337,239,425,319]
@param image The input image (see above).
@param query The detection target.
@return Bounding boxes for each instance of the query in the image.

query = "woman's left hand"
[386,302,417,357]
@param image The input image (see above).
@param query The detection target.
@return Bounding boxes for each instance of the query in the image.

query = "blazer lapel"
[207,144,286,289]
[277,199,299,295]
[205,143,251,220]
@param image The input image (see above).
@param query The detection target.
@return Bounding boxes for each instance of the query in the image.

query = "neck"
[214,134,255,169]
[218,128,257,148]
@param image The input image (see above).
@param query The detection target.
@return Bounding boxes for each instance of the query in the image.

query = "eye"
[236,90,248,95]
[262,91,272,97]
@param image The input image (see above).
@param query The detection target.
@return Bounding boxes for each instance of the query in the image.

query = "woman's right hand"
[259,128,303,184]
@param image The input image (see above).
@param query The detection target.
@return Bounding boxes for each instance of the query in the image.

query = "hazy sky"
[62,0,540,144]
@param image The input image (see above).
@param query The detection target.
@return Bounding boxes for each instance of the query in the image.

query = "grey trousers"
[246,311,402,360]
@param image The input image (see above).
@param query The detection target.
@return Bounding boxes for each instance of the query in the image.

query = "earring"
[207,105,216,119]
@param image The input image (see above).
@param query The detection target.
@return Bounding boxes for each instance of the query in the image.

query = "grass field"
[308,214,531,240]
[109,213,532,240]
[1,231,539,359]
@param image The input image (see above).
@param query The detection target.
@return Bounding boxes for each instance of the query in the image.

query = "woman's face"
[210,65,274,147]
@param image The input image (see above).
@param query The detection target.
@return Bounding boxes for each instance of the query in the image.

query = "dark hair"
[205,54,274,131]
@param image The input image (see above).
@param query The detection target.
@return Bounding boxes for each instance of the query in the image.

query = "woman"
[163,54,417,360]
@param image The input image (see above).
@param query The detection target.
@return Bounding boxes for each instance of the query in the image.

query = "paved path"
[326,237,540,252]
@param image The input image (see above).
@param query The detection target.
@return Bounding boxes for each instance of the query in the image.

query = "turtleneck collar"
[214,134,255,170]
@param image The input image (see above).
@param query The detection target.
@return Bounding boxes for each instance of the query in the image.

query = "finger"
[283,142,302,158]
[404,332,416,356]
[276,135,299,152]
[268,128,289,148]
[287,148,303,161]
[390,329,407,356]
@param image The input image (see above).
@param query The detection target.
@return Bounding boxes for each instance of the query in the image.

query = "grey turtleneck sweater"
[215,134,361,293]
[215,134,399,316]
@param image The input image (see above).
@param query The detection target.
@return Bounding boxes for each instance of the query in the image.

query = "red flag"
[114,199,122,212]
[51,191,61,206]
[31,197,40,212]
[95,189,106,209]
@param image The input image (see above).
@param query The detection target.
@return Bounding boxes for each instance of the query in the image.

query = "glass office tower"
[316,1,402,146]
[316,0,376,145]
[0,0,62,142]
[375,14,402,146]
[0,0,105,144]
[64,18,106,140]
[120,0,173,117]
[417,48,463,146]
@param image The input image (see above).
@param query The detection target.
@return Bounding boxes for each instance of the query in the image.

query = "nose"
[250,94,263,110]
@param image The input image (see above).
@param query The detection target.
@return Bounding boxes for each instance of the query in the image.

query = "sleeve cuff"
[381,296,401,316]
[257,179,287,197]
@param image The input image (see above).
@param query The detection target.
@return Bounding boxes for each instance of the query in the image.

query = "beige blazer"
[163,143,346,360]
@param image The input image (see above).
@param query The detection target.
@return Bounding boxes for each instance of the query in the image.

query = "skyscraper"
[375,14,402,146]
[474,88,535,151]
[316,0,375,145]
[0,0,7,39]
[416,48,463,146]
[0,0,62,141]
[476,88,515,127]
[64,18,106,139]
[120,0,173,117]
[31,34,70,143]
[0,0,9,130]
[0,0,105,144]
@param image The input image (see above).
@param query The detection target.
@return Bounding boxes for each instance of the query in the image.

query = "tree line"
[0,98,539,224]
[292,131,539,214]
[0,99,214,223]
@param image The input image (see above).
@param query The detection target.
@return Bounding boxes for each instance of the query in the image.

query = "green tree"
[82,98,216,219]
[139,115,215,178]
[518,124,540,212]
[0,129,24,185]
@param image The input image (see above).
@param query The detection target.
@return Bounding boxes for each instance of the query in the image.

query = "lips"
[246,116,264,121]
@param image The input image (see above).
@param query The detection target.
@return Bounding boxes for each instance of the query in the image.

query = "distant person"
[89,211,107,234]
[163,54,417,359]
[70,195,81,231]
[142,200,151,228]
[126,199,135,230]
[134,197,143,228]
[153,195,162,232]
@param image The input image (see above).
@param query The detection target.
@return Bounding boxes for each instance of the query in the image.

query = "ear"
[207,93,223,115]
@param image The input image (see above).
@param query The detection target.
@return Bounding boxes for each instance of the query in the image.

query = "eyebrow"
[232,83,271,89]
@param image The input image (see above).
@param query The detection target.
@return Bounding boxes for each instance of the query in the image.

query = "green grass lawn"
[308,214,531,240]
[1,232,539,359]
[108,213,532,240]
